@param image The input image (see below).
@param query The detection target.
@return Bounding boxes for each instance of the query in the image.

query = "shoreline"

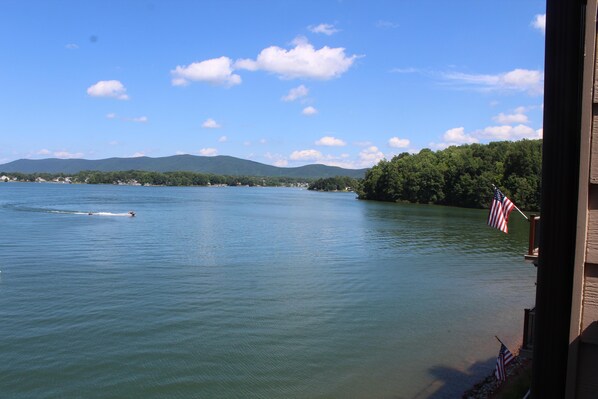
[462,354,531,398]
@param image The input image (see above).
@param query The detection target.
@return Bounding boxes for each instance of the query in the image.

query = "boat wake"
[2,204,135,217]
[84,212,134,217]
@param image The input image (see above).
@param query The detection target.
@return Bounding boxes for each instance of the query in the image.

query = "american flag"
[488,187,515,233]
[495,343,515,382]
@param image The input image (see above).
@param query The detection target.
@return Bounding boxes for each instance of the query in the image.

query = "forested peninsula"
[356,139,541,211]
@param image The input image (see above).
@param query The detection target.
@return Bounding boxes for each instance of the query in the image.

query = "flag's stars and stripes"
[494,343,515,381]
[488,187,515,233]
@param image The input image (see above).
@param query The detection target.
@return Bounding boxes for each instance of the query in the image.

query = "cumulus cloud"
[132,152,146,157]
[202,118,221,128]
[435,123,542,148]
[106,113,117,119]
[532,14,546,34]
[308,23,339,35]
[358,146,385,167]
[388,137,410,148]
[36,149,51,155]
[199,148,218,156]
[443,127,479,145]
[536,128,543,138]
[54,151,84,159]
[442,68,544,95]
[315,136,346,146]
[87,80,129,100]
[289,149,323,161]
[124,116,149,123]
[493,111,528,124]
[263,152,288,166]
[302,106,318,116]
[218,135,228,142]
[171,56,241,87]
[477,124,542,140]
[235,38,358,80]
[282,84,309,101]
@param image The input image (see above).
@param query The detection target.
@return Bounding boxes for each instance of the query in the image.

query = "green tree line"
[308,176,360,192]
[2,170,311,187]
[357,139,542,211]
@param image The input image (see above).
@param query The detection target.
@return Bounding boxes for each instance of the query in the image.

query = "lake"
[0,183,536,398]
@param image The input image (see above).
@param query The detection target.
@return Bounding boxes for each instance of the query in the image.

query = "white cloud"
[477,124,541,140]
[290,149,323,161]
[536,128,543,138]
[315,136,346,146]
[532,14,546,34]
[443,127,479,145]
[218,135,228,142]
[132,152,145,157]
[442,68,544,95]
[54,151,84,159]
[433,122,542,149]
[199,148,218,156]
[302,106,318,116]
[130,116,148,123]
[514,106,527,114]
[106,113,117,119]
[202,118,221,128]
[264,152,289,166]
[428,142,450,151]
[235,38,358,80]
[282,84,309,101]
[87,80,129,100]
[65,43,79,50]
[308,23,339,35]
[388,137,410,148]
[171,56,241,87]
[259,138,267,144]
[358,146,385,167]
[36,149,51,155]
[493,111,528,124]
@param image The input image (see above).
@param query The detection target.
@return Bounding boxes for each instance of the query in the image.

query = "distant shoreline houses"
[0,175,74,183]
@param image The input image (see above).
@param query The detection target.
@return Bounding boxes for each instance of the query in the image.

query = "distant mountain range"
[0,155,367,179]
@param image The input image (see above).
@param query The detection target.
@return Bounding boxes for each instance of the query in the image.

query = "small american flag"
[488,187,515,233]
[494,343,515,382]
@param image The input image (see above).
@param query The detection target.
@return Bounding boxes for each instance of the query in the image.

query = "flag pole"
[495,335,505,346]
[512,203,529,220]
[492,184,529,220]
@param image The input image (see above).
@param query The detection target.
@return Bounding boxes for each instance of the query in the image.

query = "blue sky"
[0,0,546,169]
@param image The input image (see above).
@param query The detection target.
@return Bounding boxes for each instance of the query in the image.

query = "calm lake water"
[0,183,536,398]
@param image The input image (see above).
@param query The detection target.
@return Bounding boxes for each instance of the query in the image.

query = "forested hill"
[357,139,542,211]
[0,154,366,179]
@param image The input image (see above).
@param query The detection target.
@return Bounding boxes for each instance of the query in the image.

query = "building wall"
[567,2,598,397]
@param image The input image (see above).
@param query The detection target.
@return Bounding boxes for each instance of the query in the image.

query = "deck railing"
[525,215,540,263]
[521,307,536,357]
